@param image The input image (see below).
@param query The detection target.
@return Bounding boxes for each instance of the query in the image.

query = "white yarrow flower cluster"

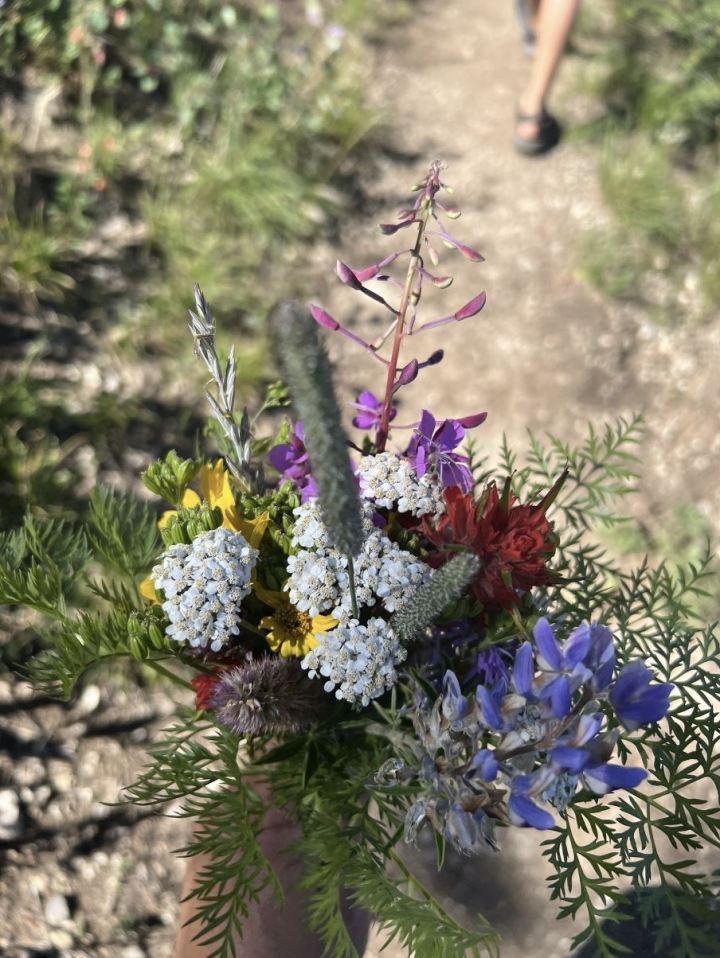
[357,452,444,518]
[285,500,431,621]
[301,617,407,706]
[152,527,257,652]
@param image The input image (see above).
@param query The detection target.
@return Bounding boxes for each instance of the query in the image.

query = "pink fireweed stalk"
[310,160,486,452]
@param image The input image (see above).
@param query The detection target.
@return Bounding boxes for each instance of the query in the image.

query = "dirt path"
[3,3,719,957]
[324,0,720,544]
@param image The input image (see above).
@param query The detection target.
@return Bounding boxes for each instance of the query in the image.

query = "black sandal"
[513,108,562,156]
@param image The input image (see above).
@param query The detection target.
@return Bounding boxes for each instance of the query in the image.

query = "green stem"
[387,848,488,943]
[347,555,359,619]
[144,657,193,690]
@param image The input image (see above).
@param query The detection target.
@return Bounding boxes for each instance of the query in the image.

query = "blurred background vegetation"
[0,0,407,535]
[578,0,720,321]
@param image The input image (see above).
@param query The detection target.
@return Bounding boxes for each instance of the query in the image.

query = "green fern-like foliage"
[6,419,719,957]
[492,419,720,958]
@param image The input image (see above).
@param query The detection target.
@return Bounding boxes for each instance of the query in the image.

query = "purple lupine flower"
[351,390,396,431]
[441,670,470,723]
[406,409,484,491]
[582,763,648,795]
[470,646,511,695]
[532,618,616,710]
[609,661,673,731]
[507,768,557,830]
[269,422,317,502]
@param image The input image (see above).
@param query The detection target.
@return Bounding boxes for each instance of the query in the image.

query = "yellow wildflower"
[140,460,268,602]
[254,581,336,659]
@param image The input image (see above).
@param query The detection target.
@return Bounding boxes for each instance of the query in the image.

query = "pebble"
[75,685,102,716]
[48,928,74,949]
[121,946,146,958]
[45,893,71,925]
[0,788,21,839]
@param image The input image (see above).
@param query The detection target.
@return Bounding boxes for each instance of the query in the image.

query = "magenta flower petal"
[456,412,487,428]
[454,291,487,320]
[310,304,339,330]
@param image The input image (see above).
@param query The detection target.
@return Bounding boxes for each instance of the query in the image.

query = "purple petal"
[508,794,556,830]
[533,618,564,671]
[563,626,593,669]
[583,763,648,796]
[420,349,444,368]
[352,250,406,281]
[549,675,572,718]
[421,270,454,289]
[470,749,498,781]
[550,746,592,773]
[435,229,485,262]
[416,410,436,441]
[309,304,339,330]
[476,686,504,730]
[379,220,415,235]
[574,713,603,746]
[269,444,293,472]
[433,418,464,452]
[356,389,381,411]
[352,412,378,429]
[299,476,318,502]
[437,457,472,492]
[512,642,535,697]
[454,291,487,320]
[335,260,363,290]
[455,412,487,429]
[395,359,419,389]
[436,201,461,219]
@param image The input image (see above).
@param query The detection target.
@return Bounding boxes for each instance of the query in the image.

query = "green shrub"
[580,1,720,318]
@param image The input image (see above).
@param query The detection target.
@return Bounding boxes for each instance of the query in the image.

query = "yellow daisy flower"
[254,581,336,659]
[140,460,269,602]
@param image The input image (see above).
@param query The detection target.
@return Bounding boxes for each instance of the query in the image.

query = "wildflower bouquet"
[7,162,720,957]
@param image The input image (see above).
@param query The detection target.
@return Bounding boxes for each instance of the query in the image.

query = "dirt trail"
[2,3,718,957]
[324,0,720,543]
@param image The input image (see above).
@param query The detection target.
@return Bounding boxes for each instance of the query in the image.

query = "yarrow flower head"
[285,498,432,621]
[406,410,486,492]
[301,617,407,706]
[269,421,318,502]
[356,452,444,518]
[152,527,257,652]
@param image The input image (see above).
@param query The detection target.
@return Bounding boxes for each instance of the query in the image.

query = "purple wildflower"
[351,390,396,431]
[269,422,317,502]
[406,409,484,491]
[609,661,673,732]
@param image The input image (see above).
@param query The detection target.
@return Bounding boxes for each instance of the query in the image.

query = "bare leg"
[516,0,582,143]
[174,801,370,957]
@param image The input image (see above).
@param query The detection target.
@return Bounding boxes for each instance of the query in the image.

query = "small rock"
[75,684,101,716]
[48,928,73,949]
[45,893,71,925]
[0,788,21,839]
[121,946,146,958]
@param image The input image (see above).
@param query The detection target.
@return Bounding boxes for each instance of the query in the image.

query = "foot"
[513,108,561,156]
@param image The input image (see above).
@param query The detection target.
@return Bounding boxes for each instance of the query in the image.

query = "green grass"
[577,1,720,319]
[0,0,396,536]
